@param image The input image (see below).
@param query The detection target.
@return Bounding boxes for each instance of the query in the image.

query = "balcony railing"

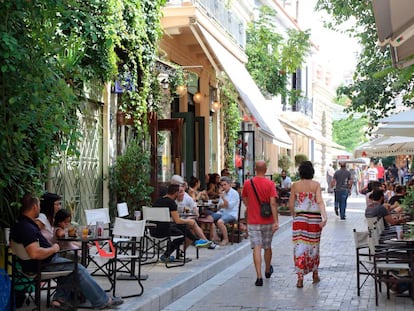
[283,97,313,118]
[166,0,246,48]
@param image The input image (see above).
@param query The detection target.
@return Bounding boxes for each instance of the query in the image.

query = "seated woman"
[365,189,407,227]
[207,173,220,199]
[188,176,208,202]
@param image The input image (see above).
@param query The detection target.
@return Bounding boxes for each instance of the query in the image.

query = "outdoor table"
[58,235,110,267]
[198,203,218,216]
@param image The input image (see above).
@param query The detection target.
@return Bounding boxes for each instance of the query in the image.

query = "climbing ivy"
[220,76,241,171]
[0,0,165,227]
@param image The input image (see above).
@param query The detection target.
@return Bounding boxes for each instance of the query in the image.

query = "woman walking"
[288,161,327,288]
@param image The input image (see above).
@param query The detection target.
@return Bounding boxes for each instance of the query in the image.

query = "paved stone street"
[162,195,414,311]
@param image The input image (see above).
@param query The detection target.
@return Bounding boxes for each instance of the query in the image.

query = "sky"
[298,0,361,87]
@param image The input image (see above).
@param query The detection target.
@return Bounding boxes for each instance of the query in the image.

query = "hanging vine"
[220,75,242,171]
[0,0,166,227]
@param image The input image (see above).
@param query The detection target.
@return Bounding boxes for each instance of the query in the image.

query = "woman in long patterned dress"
[288,161,327,288]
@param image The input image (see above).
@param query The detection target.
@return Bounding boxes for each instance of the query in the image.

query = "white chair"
[117,203,129,218]
[112,218,146,298]
[142,206,186,268]
[85,207,110,226]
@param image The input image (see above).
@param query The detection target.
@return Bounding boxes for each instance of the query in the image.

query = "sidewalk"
[18,215,292,310]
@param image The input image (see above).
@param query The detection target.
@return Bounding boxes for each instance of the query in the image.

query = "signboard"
[337,155,350,160]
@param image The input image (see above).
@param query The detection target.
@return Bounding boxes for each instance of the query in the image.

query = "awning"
[198,26,292,149]
[372,0,414,68]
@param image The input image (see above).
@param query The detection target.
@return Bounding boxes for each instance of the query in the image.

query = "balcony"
[283,97,313,118]
[166,0,246,48]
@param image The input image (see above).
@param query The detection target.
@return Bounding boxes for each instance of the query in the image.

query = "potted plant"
[108,138,153,219]
[401,187,414,219]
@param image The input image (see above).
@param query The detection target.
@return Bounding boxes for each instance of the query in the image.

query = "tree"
[332,117,368,152]
[315,0,414,128]
[246,6,311,100]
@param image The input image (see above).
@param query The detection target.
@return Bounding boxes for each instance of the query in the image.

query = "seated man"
[208,176,240,246]
[152,184,212,262]
[10,193,123,309]
[365,189,407,227]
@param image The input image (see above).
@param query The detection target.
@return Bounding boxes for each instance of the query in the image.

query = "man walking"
[326,164,335,193]
[242,160,279,287]
[331,162,352,220]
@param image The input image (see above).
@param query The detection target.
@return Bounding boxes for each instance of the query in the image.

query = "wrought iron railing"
[283,96,313,118]
[166,0,246,48]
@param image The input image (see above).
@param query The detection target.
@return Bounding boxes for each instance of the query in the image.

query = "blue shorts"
[208,212,236,224]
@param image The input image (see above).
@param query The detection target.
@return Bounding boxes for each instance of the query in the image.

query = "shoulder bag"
[250,178,272,218]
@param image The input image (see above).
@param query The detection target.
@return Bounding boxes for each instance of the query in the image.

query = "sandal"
[296,273,304,288]
[51,299,74,311]
[312,271,320,284]
[98,296,124,309]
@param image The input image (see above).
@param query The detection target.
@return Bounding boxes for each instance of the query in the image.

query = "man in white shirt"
[209,176,240,246]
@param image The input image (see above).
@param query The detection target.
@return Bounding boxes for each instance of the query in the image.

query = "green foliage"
[278,155,292,172]
[246,6,311,99]
[315,0,414,126]
[220,76,241,171]
[332,117,368,151]
[108,139,153,217]
[294,154,308,167]
[0,0,165,227]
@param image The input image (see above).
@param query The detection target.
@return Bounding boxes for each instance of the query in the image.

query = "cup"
[81,226,89,239]
[184,206,190,214]
[64,227,68,238]
[68,226,76,237]
[96,221,104,237]
[134,210,141,221]
[395,225,403,240]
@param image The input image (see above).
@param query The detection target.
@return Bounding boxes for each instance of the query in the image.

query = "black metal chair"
[9,240,79,310]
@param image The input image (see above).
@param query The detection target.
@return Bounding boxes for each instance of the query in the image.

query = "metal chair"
[353,229,374,296]
[367,230,413,305]
[111,217,146,298]
[9,240,79,310]
[142,206,186,268]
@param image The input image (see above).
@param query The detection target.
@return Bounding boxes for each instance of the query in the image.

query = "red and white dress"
[292,192,322,276]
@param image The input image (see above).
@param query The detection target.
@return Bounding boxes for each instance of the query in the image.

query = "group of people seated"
[363,180,412,295]
[152,171,241,262]
[364,180,410,227]
[10,193,124,309]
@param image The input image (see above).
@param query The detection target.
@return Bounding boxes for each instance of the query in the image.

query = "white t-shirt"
[366,167,378,181]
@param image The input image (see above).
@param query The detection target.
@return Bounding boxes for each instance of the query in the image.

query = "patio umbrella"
[354,136,414,157]
[376,124,414,137]
[378,109,414,124]
[372,0,414,68]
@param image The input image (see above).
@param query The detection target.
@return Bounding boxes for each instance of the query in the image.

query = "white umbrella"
[354,136,414,157]
[378,109,414,124]
[376,124,414,137]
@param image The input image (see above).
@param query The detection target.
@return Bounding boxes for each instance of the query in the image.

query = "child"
[53,209,81,259]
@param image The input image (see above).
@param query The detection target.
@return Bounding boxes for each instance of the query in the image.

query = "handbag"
[250,178,272,217]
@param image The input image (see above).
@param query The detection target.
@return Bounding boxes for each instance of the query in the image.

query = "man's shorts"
[248,224,273,249]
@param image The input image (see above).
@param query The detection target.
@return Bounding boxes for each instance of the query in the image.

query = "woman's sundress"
[292,192,322,276]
